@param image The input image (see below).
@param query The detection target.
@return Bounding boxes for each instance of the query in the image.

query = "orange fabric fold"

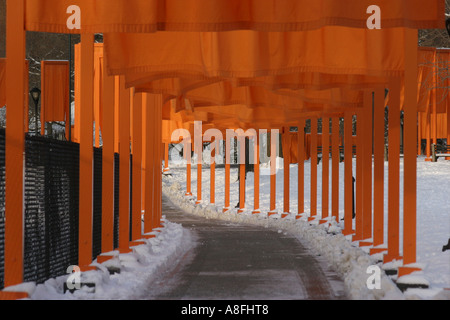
[25,0,445,34]
[169,102,351,131]
[105,27,408,83]
[130,73,388,98]
[173,81,364,110]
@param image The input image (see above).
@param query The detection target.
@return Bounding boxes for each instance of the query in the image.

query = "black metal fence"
[0,131,122,289]
[23,134,80,285]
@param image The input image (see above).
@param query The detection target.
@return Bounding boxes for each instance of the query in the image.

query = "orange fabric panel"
[105,27,408,82]
[40,61,69,123]
[25,0,445,33]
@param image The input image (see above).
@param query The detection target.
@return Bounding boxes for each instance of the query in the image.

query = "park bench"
[431,143,450,162]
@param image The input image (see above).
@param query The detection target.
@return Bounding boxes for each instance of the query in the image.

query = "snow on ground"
[162,150,450,300]
[11,218,196,300]
[13,149,449,300]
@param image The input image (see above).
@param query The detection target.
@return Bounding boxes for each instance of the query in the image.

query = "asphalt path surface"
[143,196,348,300]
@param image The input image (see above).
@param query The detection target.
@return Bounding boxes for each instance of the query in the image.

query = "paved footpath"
[143,196,349,300]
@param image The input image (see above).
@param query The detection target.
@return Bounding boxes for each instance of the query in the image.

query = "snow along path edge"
[162,177,405,300]
[21,216,195,299]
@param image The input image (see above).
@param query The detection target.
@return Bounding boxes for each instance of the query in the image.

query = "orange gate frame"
[1,1,444,298]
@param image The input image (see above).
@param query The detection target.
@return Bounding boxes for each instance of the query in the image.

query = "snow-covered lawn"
[162,154,450,300]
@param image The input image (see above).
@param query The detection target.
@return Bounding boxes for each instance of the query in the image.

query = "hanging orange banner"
[24,0,445,34]
[40,60,70,135]
[105,27,408,83]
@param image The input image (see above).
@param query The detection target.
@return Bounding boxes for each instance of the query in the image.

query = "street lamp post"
[30,87,41,135]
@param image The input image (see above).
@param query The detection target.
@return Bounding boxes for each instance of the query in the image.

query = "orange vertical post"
[252,133,260,214]
[321,117,330,221]
[143,94,155,236]
[269,130,277,214]
[151,101,160,230]
[224,135,231,212]
[4,0,26,287]
[101,62,115,254]
[210,139,216,204]
[73,44,80,142]
[401,29,419,270]
[447,73,450,159]
[331,116,340,222]
[343,111,354,235]
[372,88,385,249]
[196,161,202,204]
[353,108,363,241]
[154,101,163,227]
[141,95,147,222]
[224,162,230,212]
[447,85,450,160]
[163,142,170,173]
[238,162,245,213]
[297,120,305,217]
[114,77,120,153]
[93,54,101,147]
[309,118,318,220]
[159,106,163,223]
[185,141,192,196]
[361,90,373,242]
[131,93,143,242]
[78,34,95,270]
[282,129,291,217]
[425,108,431,161]
[195,122,203,205]
[238,134,246,213]
[432,85,437,146]
[417,112,422,156]
[118,76,131,253]
[384,77,402,263]
[152,108,158,229]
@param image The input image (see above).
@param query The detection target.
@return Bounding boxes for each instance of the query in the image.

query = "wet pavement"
[144,196,349,300]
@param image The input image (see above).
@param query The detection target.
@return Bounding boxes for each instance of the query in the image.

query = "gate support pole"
[3,0,26,293]
[78,33,96,269]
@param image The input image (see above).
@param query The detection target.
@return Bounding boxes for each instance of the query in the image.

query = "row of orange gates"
[0,0,448,299]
